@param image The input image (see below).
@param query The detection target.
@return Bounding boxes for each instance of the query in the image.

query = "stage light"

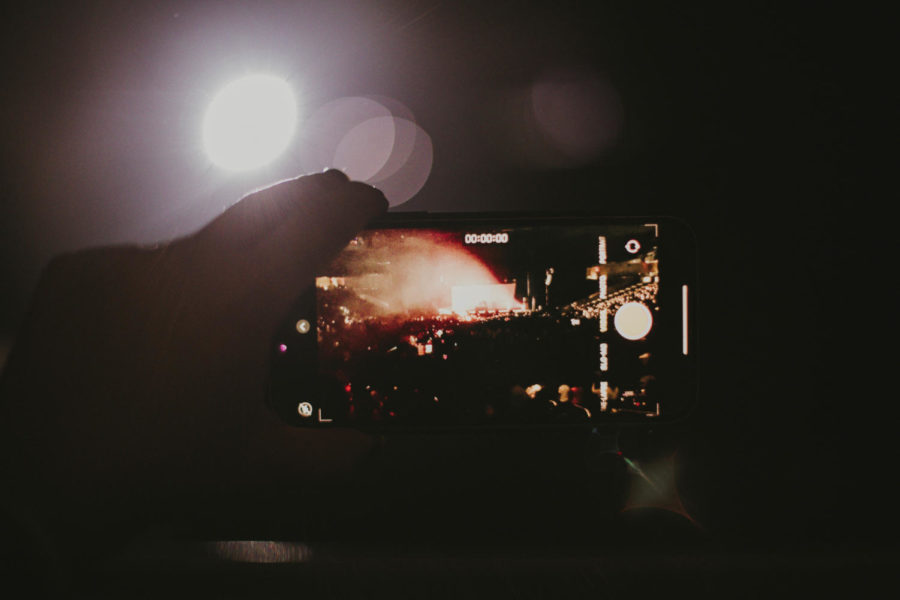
[203,75,298,171]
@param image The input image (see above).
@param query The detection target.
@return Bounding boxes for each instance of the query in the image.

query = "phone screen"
[283,217,694,428]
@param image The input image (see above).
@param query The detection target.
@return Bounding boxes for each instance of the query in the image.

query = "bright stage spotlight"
[203,75,298,171]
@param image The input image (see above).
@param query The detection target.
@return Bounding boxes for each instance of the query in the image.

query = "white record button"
[614,302,653,340]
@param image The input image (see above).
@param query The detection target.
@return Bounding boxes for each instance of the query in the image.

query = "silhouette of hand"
[0,171,386,537]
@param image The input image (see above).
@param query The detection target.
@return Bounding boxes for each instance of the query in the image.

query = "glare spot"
[531,69,623,164]
[614,302,653,340]
[300,96,391,174]
[203,75,298,171]
[299,96,433,206]
[370,119,433,207]
[333,116,396,181]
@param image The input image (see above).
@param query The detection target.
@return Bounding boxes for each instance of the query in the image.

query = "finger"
[247,175,387,317]
[250,175,387,282]
[189,171,387,315]
[193,169,367,251]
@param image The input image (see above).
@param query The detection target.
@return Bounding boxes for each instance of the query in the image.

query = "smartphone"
[268,213,697,430]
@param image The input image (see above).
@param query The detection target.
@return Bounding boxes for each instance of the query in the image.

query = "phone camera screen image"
[283,217,695,429]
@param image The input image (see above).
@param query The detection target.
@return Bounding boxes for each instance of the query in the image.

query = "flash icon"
[297,402,314,418]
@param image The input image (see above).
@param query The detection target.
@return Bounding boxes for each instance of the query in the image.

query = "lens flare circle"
[614,302,653,340]
[299,96,433,206]
[203,75,298,171]
[333,116,397,181]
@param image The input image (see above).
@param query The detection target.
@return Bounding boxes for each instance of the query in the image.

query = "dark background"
[0,0,891,594]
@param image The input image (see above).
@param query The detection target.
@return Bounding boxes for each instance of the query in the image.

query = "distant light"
[614,302,653,340]
[203,75,298,171]
[210,541,312,564]
[278,343,288,353]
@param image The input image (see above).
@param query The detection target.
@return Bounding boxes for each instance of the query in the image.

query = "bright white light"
[450,283,520,314]
[203,75,298,171]
[682,285,689,355]
[614,302,653,340]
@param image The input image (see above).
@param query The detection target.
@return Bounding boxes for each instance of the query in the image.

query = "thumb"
[190,170,387,317]
[195,169,386,257]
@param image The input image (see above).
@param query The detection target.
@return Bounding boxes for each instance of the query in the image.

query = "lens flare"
[203,75,298,171]
[299,96,433,206]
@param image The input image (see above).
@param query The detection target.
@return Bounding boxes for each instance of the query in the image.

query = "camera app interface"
[314,224,661,426]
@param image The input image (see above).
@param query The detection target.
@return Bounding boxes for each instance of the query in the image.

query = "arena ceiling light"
[202,74,298,171]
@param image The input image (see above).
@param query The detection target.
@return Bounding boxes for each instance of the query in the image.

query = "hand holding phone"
[0,172,386,545]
